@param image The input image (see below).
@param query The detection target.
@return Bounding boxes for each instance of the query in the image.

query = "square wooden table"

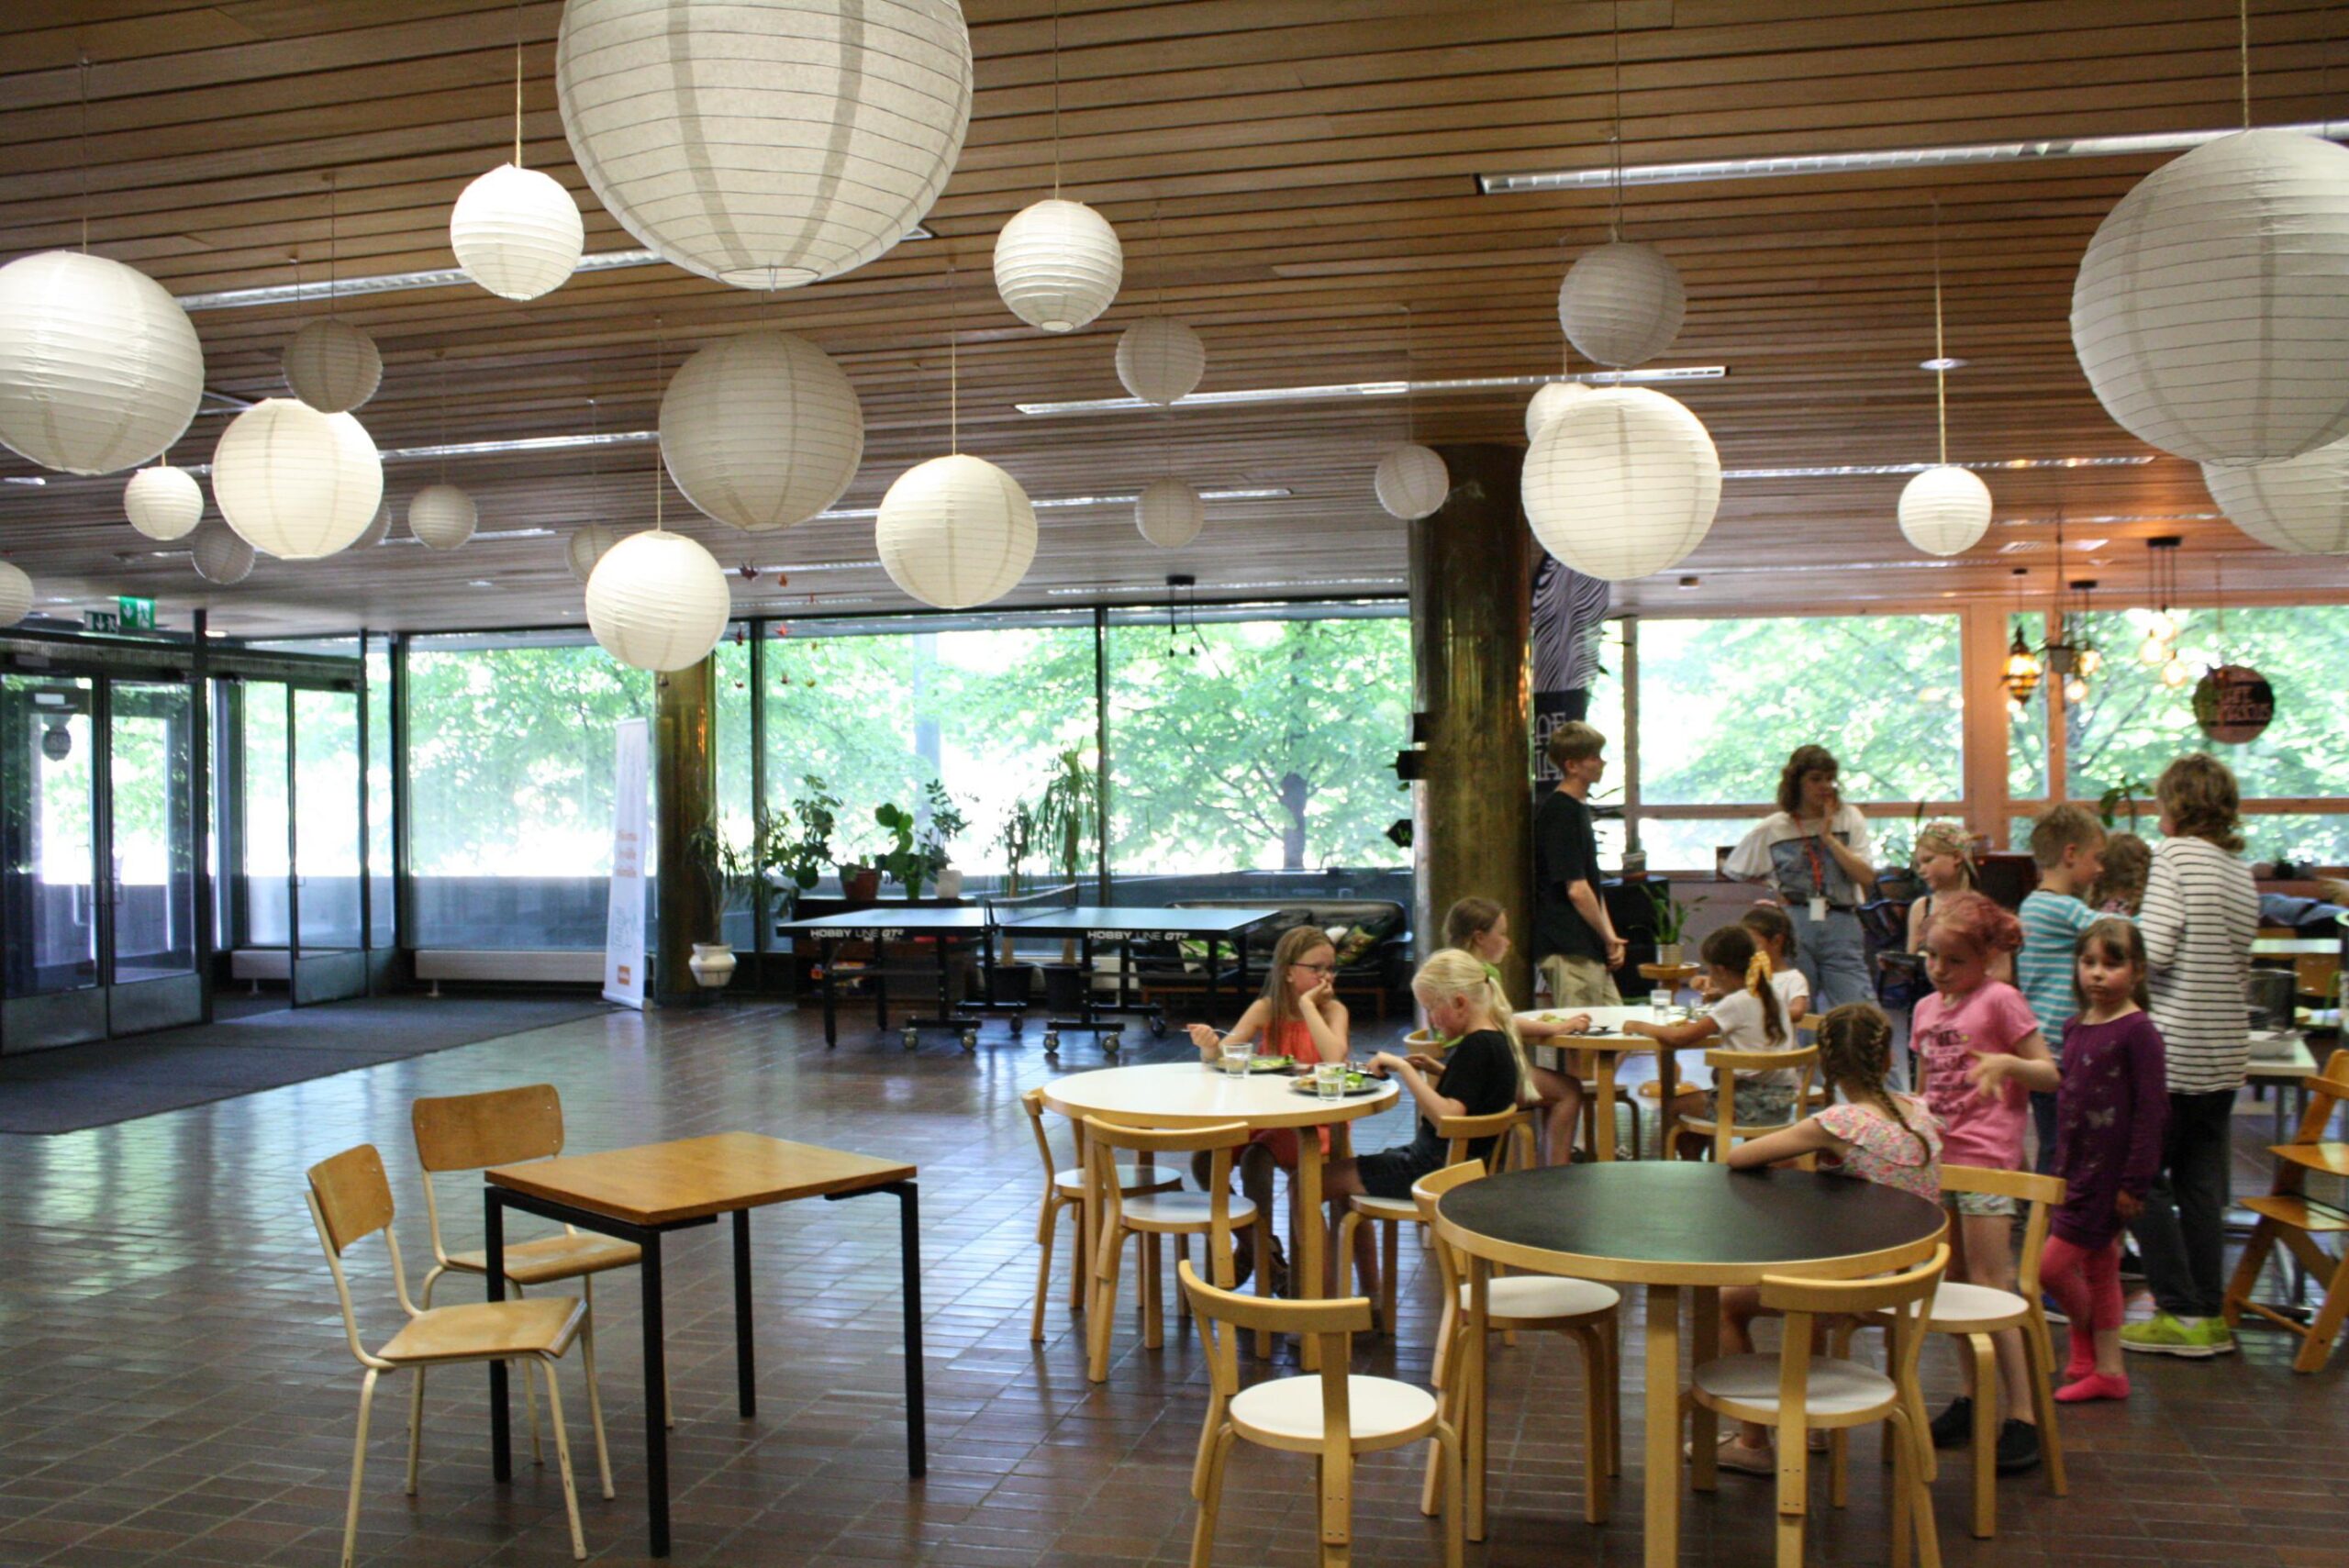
[484,1133,922,1558]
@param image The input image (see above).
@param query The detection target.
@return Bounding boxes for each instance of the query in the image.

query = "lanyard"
[1804,829,1831,901]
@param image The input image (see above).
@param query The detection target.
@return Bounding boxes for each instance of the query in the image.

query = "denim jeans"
[2124,1087,2238,1319]
[1793,906,1872,1013]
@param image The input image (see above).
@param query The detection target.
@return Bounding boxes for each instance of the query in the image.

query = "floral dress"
[1815,1096,1943,1200]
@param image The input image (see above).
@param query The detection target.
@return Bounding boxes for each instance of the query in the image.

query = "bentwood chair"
[1413,1161,1620,1523]
[1689,1244,1950,1568]
[2225,1049,2349,1373]
[1178,1260,1463,1568]
[306,1145,599,1567]
[1336,1106,1534,1335]
[1084,1118,1268,1381]
[1677,1046,1821,1162]
[1020,1086,1182,1341]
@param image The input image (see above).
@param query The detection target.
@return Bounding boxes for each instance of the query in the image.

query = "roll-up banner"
[603,717,649,1009]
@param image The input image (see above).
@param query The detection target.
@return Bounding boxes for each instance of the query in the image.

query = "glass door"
[1,675,104,1051]
[105,681,202,1035]
[292,685,367,1004]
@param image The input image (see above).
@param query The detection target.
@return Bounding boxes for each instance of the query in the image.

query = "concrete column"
[1408,443,1534,1008]
[653,655,718,1005]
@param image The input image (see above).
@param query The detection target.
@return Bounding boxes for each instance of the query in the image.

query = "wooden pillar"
[1960,604,2013,849]
[653,655,718,1005]
[1408,444,1534,1006]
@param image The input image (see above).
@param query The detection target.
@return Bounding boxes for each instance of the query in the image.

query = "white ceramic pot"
[689,942,737,989]
[934,867,964,899]
[1656,942,1684,970]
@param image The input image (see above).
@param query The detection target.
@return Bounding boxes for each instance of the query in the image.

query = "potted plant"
[1644,884,1693,969]
[1033,749,1098,1007]
[2098,773,2154,830]
[762,777,840,921]
[875,782,968,901]
[683,821,751,989]
[1871,802,1930,901]
[990,798,1041,1002]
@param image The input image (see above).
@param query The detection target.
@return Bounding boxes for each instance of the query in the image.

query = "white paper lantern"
[1116,316,1205,405]
[0,561,30,627]
[1897,464,1993,556]
[191,519,255,584]
[212,399,384,560]
[1375,444,1449,520]
[584,528,731,672]
[660,329,864,531]
[874,453,1036,608]
[1136,477,1203,549]
[556,0,972,289]
[567,522,626,584]
[0,250,206,475]
[1523,385,1720,581]
[283,318,382,413]
[451,162,586,301]
[354,501,392,550]
[407,483,477,550]
[1557,241,1687,369]
[2203,438,2349,553]
[2072,128,2349,466]
[994,198,1123,333]
[1525,379,1591,442]
[124,465,204,541]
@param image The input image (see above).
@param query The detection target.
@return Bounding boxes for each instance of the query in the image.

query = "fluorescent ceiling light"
[785,485,1294,527]
[1046,576,1407,596]
[1476,119,2349,194]
[1016,367,1724,417]
[1997,511,2220,527]
[382,527,555,545]
[388,431,656,462]
[749,559,884,573]
[1724,456,2154,480]
[3,475,45,486]
[1920,357,1965,372]
[756,595,877,607]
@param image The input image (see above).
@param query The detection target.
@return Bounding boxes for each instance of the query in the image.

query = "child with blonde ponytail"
[1624,924,1797,1159]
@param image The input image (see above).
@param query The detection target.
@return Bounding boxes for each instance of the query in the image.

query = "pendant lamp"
[2202,436,2349,554]
[1136,476,1203,549]
[454,28,585,302]
[0,561,31,627]
[124,464,204,541]
[212,399,384,560]
[192,519,255,584]
[660,329,865,531]
[567,522,625,584]
[584,528,731,672]
[0,250,205,475]
[1375,445,1449,520]
[407,483,477,550]
[1898,206,1991,555]
[876,453,1037,607]
[284,318,381,414]
[995,198,1123,332]
[1117,316,1205,405]
[1525,379,1590,442]
[1524,385,1720,581]
[1558,241,1686,369]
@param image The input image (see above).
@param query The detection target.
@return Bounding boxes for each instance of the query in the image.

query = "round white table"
[1514,1004,1704,1161]
[1044,1061,1400,1378]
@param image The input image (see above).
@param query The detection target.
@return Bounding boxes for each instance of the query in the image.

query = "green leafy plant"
[876,781,966,898]
[1036,748,1098,886]
[1643,884,1692,946]
[2098,773,2154,829]
[766,776,841,901]
[996,798,1041,897]
[685,822,761,915]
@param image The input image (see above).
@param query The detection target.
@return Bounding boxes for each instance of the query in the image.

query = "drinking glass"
[1220,1040,1251,1077]
[1651,988,1674,1021]
[1315,1061,1346,1100]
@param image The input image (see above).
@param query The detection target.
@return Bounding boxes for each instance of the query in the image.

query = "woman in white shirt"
[1726,744,1876,1012]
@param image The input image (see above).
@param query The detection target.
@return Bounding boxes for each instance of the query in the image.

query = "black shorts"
[1354,1145,1445,1202]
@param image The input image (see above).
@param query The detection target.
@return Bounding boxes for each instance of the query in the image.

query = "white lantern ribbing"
[584,528,731,672]
[994,198,1123,333]
[0,250,206,475]
[124,465,204,541]
[1116,316,1205,405]
[0,561,30,627]
[2072,128,2349,466]
[1557,241,1687,369]
[555,0,972,289]
[1897,464,1993,556]
[407,483,477,550]
[1136,477,1203,549]
[191,519,255,585]
[451,162,586,301]
[212,399,384,560]
[567,522,626,584]
[2203,438,2349,554]
[1525,379,1590,442]
[283,318,382,413]
[660,330,865,531]
[1523,386,1720,581]
[1375,444,1449,520]
[874,453,1036,608]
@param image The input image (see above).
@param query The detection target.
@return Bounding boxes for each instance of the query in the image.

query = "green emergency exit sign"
[117,595,154,630]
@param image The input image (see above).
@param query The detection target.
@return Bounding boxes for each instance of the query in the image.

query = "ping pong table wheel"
[960,1030,977,1051]
[1101,1032,1121,1057]
[902,1026,920,1051]
[1148,1016,1168,1039]
[1042,1032,1060,1054]
[1009,1015,1025,1033]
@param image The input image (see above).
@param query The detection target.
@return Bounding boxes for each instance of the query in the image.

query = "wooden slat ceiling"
[2,0,2347,638]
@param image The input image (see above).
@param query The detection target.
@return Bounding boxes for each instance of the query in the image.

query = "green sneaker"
[2120,1311,2235,1358]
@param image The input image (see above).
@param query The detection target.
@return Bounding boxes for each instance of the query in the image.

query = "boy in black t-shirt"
[1534,721,1624,1006]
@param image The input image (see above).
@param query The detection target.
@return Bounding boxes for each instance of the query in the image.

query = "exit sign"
[117,595,154,630]
[83,610,117,633]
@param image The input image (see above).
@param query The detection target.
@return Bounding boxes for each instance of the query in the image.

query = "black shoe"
[1266,1238,1292,1299]
[2117,1249,2147,1282]
[1995,1419,2043,1475]
[1230,1233,1255,1290]
[1929,1396,1974,1449]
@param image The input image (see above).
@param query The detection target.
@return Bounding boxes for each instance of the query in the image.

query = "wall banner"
[603,717,650,1008]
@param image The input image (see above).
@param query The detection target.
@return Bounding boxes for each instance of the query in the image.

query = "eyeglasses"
[1291,962,1338,974]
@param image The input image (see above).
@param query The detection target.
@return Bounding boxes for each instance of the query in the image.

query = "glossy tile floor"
[0,999,2342,1567]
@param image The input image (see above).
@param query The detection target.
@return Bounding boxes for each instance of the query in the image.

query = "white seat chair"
[1019,1086,1182,1341]
[1084,1117,1269,1380]
[1337,1105,1532,1334]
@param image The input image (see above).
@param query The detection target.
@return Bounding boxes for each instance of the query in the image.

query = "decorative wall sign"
[2191,663,2275,744]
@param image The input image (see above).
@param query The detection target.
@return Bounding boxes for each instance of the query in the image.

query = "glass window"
[366,641,393,948]
[1,675,97,996]
[240,683,289,946]
[1637,817,1771,876]
[2237,812,2349,866]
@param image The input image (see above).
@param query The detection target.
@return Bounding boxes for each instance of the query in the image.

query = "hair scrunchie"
[1746,951,1773,995]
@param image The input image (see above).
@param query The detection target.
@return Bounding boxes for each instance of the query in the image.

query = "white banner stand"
[603,717,649,1009]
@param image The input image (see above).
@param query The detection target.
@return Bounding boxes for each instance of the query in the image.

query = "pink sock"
[2064,1337,2095,1381]
[2055,1372,2129,1404]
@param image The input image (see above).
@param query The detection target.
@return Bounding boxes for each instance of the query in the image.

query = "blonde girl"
[1624,924,1795,1159]
[1906,820,1978,953]
[1442,896,1590,1163]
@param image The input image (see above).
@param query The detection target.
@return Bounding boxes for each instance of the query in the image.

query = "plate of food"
[1248,1055,1297,1073]
[1401,1028,1453,1051]
[1287,1072,1385,1096]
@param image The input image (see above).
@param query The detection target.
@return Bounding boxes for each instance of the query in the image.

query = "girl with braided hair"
[1624,924,1796,1159]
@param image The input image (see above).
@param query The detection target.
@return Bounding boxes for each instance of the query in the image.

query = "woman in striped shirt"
[2119,754,2260,1360]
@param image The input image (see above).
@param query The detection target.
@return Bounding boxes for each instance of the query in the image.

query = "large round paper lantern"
[874,453,1036,608]
[1523,386,1720,581]
[353,501,392,550]
[584,528,731,672]
[0,250,206,475]
[212,399,384,560]
[555,0,972,289]
[1525,379,1590,442]
[283,318,381,413]
[0,561,31,627]
[2202,438,2349,553]
[1136,477,1203,549]
[124,465,204,541]
[1897,464,1993,555]
[567,522,626,584]
[1375,444,1449,520]
[1557,241,1686,369]
[451,162,585,301]
[191,519,255,585]
[1116,315,1204,404]
[660,329,864,531]
[2072,128,2349,466]
[994,198,1123,333]
[407,483,477,550]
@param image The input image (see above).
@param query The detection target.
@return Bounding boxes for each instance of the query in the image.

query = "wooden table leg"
[1593,1051,1620,1162]
[1689,1284,1720,1493]
[1297,1132,1328,1373]
[1642,1284,1681,1568]
[1466,1255,1489,1541]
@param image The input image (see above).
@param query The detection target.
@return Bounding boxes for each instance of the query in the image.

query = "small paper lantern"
[1136,477,1203,549]
[994,198,1123,333]
[874,453,1036,608]
[1525,380,1590,442]
[1557,241,1687,369]
[1523,386,1720,581]
[584,528,731,672]
[1897,464,1993,556]
[0,561,30,626]
[2202,437,2349,553]
[1116,316,1205,405]
[1375,444,1449,520]
[2072,128,2349,466]
[0,250,206,475]
[124,465,204,541]
[660,329,864,531]
[191,519,255,584]
[283,318,382,413]
[556,0,973,289]
[567,522,626,584]
[212,399,384,560]
[451,162,585,301]
[407,483,477,550]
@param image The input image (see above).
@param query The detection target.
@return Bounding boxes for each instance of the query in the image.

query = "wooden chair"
[1335,1105,1533,1335]
[1677,1045,1821,1162]
[2224,1048,2349,1373]
[1689,1244,1950,1568]
[1178,1259,1462,1568]
[1084,1118,1268,1381]
[1414,1161,1620,1524]
[306,1145,598,1568]
[1019,1086,1182,1341]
